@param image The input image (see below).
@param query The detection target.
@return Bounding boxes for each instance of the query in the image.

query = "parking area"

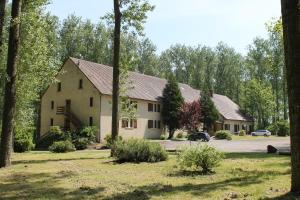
[158,137,290,153]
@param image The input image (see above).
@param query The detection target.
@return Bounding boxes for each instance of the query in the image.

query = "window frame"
[79,79,83,89]
[57,82,61,92]
[51,101,54,110]
[148,103,153,112]
[90,97,94,107]
[148,120,154,129]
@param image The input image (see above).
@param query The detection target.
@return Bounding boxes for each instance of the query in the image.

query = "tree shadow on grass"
[12,157,106,165]
[225,152,289,159]
[104,168,290,200]
[0,171,105,200]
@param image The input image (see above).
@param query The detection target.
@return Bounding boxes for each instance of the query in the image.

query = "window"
[89,117,93,126]
[79,79,83,89]
[154,104,157,112]
[154,120,157,128]
[224,124,230,130]
[157,121,161,129]
[148,103,153,112]
[234,124,239,132]
[122,119,137,129]
[51,101,54,110]
[50,118,54,126]
[57,82,61,92]
[157,104,161,112]
[148,120,154,129]
[90,97,94,107]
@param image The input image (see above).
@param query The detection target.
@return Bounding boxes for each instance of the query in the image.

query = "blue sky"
[46,0,281,55]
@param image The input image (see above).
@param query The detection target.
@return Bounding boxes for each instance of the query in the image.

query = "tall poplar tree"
[281,0,300,193]
[0,0,22,168]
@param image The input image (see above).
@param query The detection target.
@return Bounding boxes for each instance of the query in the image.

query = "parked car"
[188,132,210,142]
[251,130,271,136]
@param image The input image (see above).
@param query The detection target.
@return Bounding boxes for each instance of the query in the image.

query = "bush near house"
[178,144,224,174]
[112,138,168,163]
[36,126,70,149]
[49,140,76,153]
[215,130,232,140]
[71,126,98,150]
[238,130,246,136]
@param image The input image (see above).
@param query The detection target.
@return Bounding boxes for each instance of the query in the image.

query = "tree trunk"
[111,0,121,141]
[0,0,22,168]
[281,0,300,193]
[283,66,288,120]
[0,0,6,53]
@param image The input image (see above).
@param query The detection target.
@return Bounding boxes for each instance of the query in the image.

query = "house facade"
[40,58,254,142]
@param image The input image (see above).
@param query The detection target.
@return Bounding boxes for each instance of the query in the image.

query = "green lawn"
[0,150,294,200]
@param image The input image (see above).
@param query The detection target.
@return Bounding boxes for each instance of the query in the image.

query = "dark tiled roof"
[70,57,252,122]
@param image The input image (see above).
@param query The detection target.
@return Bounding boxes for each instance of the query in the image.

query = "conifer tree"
[161,74,184,139]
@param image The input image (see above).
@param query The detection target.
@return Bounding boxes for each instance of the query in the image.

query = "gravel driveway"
[157,137,290,153]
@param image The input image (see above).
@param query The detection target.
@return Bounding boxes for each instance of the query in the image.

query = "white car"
[251,130,271,136]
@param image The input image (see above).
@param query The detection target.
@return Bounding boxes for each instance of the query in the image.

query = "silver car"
[251,130,271,136]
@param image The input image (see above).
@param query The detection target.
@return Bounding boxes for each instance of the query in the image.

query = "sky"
[46,0,281,55]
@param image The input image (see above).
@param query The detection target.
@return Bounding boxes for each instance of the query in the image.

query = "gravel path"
[157,137,290,153]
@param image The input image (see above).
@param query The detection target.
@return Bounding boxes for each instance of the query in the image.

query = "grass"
[0,150,294,200]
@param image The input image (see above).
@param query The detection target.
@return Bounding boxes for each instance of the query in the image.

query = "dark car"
[188,131,210,142]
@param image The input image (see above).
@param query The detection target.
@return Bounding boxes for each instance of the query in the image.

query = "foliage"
[104,134,123,148]
[200,91,219,131]
[177,144,224,174]
[112,138,168,163]
[267,120,290,137]
[77,126,97,142]
[215,130,232,140]
[49,140,75,153]
[14,128,35,153]
[176,132,184,139]
[159,134,166,140]
[161,74,184,139]
[238,130,246,136]
[73,138,89,150]
[36,126,70,149]
[179,101,202,133]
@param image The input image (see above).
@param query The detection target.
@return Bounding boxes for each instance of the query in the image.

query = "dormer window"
[79,79,83,89]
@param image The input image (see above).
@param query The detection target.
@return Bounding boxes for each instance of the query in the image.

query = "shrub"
[277,120,290,136]
[267,120,290,136]
[178,144,224,174]
[160,134,166,140]
[49,140,76,153]
[112,139,168,163]
[176,132,184,139]
[215,130,232,140]
[13,128,35,153]
[73,138,89,150]
[238,130,246,136]
[36,126,69,149]
[77,126,97,142]
[104,134,123,148]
